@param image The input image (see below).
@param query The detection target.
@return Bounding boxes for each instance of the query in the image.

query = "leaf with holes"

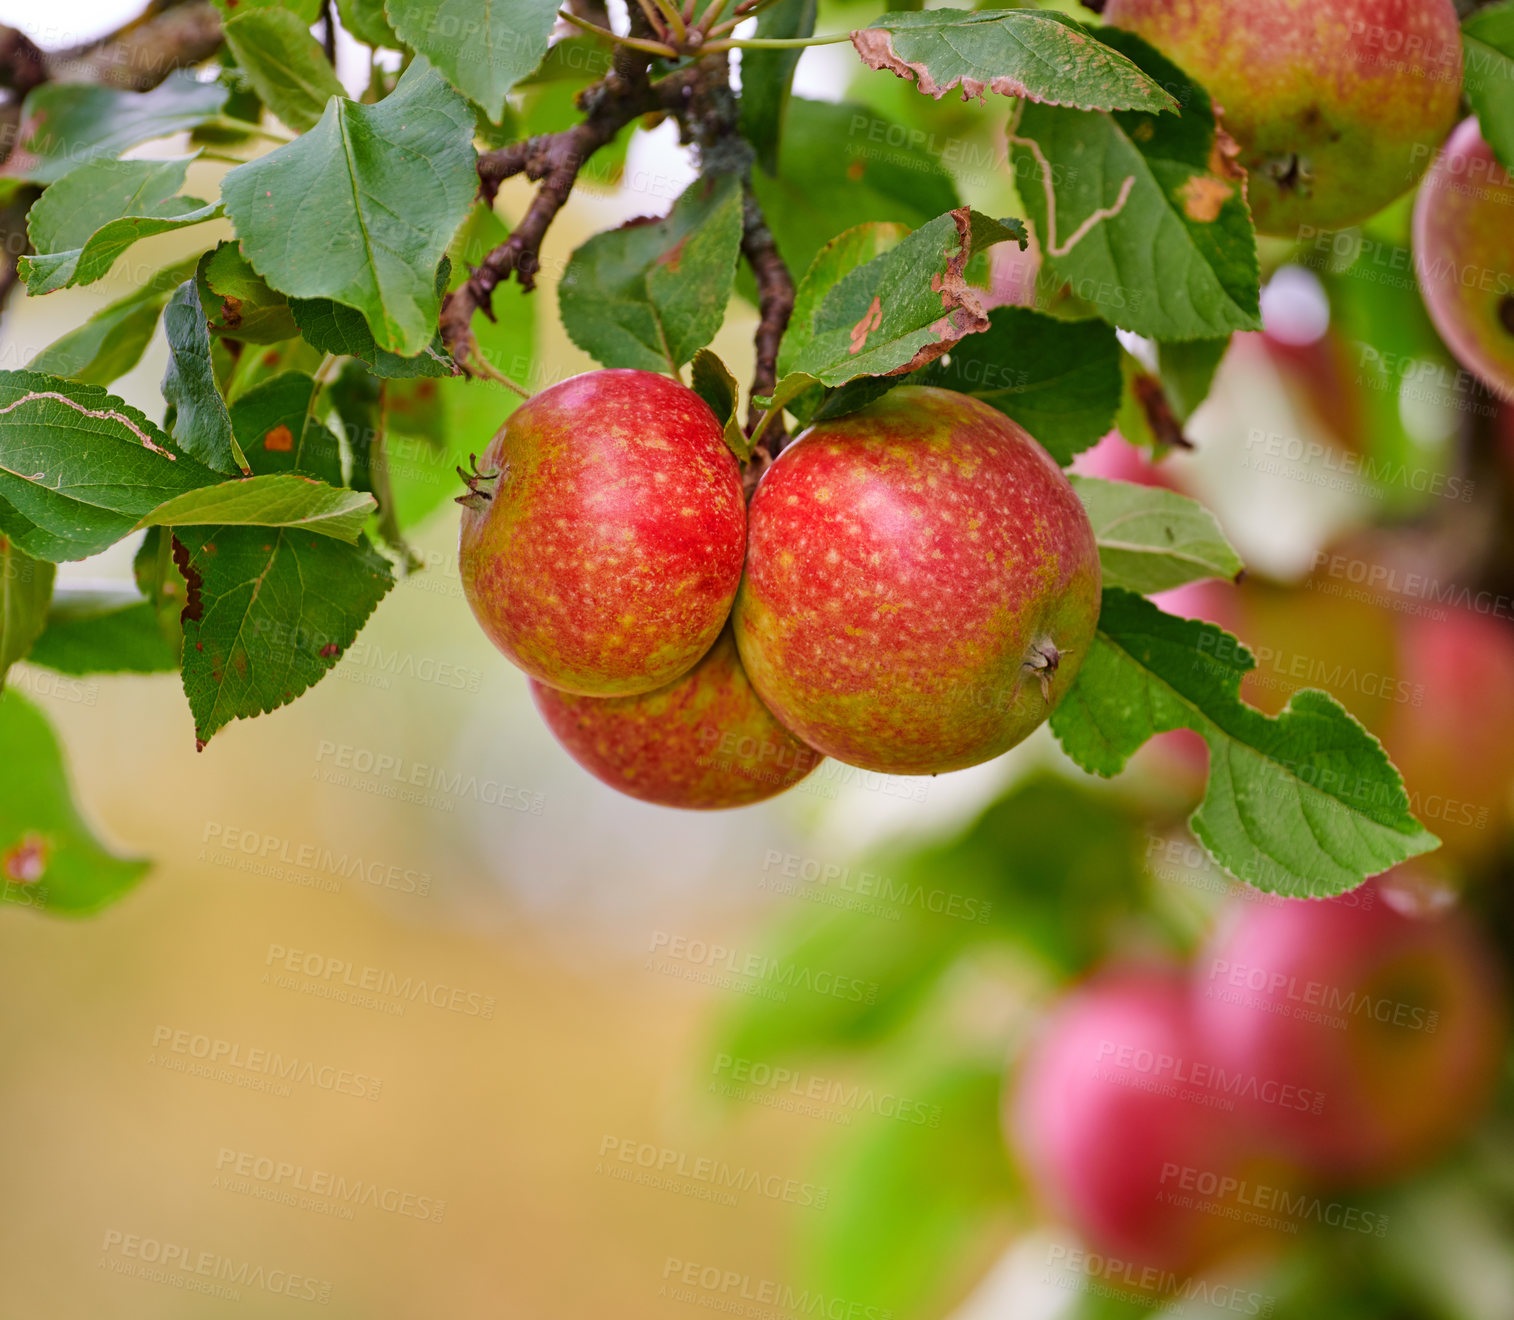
[0,536,54,687]
[1051,589,1439,896]
[0,688,149,914]
[852,9,1179,112]
[1009,30,1261,341]
[1070,475,1242,594]
[162,281,250,475]
[387,0,562,124]
[914,306,1120,462]
[0,371,221,562]
[1,72,229,188]
[220,59,477,358]
[175,525,394,747]
[223,8,345,133]
[559,173,744,374]
[20,157,221,295]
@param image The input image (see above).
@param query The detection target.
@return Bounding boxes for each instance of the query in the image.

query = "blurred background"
[4,2,1514,1318]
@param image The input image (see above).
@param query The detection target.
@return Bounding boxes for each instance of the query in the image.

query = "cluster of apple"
[1011,875,1508,1274]
[1106,0,1514,404]
[457,370,1100,808]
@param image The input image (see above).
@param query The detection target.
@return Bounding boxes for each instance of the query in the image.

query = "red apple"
[1192,879,1507,1184]
[1105,0,1463,236]
[1414,117,1514,405]
[1381,607,1514,867]
[530,627,821,809]
[1010,967,1274,1272]
[734,386,1101,775]
[459,370,746,696]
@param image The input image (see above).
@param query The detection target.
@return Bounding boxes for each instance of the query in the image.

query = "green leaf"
[223,8,346,134]
[1464,4,1514,175]
[213,0,323,21]
[337,0,400,45]
[1,72,229,188]
[28,589,178,676]
[778,207,1025,389]
[778,220,909,381]
[162,281,251,475]
[290,290,457,377]
[915,306,1120,462]
[19,156,221,294]
[559,172,744,373]
[852,9,1180,113]
[1156,336,1229,422]
[0,536,54,686]
[0,371,221,562]
[800,1057,1017,1320]
[196,241,300,344]
[27,257,198,385]
[1009,29,1262,341]
[229,373,344,484]
[740,0,817,176]
[1051,589,1441,897]
[221,59,478,358]
[0,689,149,913]
[176,524,394,746]
[387,0,562,124]
[689,349,750,462]
[750,99,960,302]
[135,474,376,542]
[1069,475,1242,593]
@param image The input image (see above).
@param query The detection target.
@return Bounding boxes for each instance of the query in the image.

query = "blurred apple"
[1192,879,1506,1184]
[1009,967,1275,1272]
[1381,608,1514,866]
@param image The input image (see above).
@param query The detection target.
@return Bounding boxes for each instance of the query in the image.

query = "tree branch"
[46,1,223,90]
[441,62,703,373]
[739,183,793,444]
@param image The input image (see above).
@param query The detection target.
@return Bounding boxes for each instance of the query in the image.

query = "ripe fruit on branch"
[733,387,1101,776]
[459,370,746,697]
[1414,118,1514,404]
[1010,968,1270,1272]
[530,628,821,809]
[1193,881,1507,1184]
[1104,0,1463,236]
[1381,607,1514,868]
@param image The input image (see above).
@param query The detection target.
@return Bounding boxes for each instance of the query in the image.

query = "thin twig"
[441,64,703,371]
[556,9,678,55]
[739,182,794,451]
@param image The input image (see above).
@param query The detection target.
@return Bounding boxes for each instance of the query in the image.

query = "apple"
[1010,967,1274,1272]
[1192,879,1507,1184]
[1414,117,1514,404]
[1104,0,1463,236]
[734,386,1101,776]
[458,369,746,697]
[530,627,821,809]
[1381,606,1514,867]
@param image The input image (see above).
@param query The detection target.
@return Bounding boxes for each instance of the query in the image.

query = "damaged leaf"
[853,9,1179,113]
[1008,30,1261,341]
[778,207,1025,391]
